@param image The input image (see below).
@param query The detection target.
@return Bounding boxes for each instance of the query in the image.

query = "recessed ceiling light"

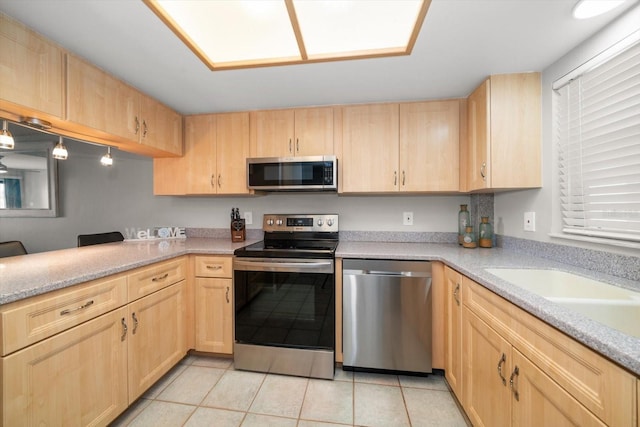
[144,0,429,70]
[572,0,626,19]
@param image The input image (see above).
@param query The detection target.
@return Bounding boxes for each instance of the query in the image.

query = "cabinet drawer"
[128,258,186,302]
[195,256,232,278]
[0,275,127,356]
[463,277,636,426]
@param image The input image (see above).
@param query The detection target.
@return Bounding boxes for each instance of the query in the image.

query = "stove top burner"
[234,214,339,259]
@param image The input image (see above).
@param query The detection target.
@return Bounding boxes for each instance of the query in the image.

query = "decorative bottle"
[462,226,477,248]
[479,217,493,248]
[458,205,470,245]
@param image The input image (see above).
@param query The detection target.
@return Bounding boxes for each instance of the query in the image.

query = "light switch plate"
[524,211,535,231]
[243,211,253,225]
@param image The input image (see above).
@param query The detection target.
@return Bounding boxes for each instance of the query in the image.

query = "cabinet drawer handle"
[453,283,460,306]
[135,116,140,135]
[206,265,222,270]
[226,286,230,303]
[121,318,128,341]
[132,312,139,334]
[152,273,169,282]
[509,366,520,401]
[480,162,487,180]
[60,300,94,316]
[497,353,507,385]
[394,171,397,186]
[142,120,148,138]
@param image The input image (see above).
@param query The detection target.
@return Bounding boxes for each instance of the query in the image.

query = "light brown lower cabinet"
[2,307,129,427]
[460,275,637,427]
[194,256,234,354]
[444,265,463,398]
[0,258,188,426]
[127,281,187,402]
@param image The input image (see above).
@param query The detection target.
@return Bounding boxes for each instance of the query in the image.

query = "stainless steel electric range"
[233,214,338,380]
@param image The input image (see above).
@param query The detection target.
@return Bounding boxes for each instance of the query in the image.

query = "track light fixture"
[100,146,113,166]
[0,120,15,150]
[52,136,68,160]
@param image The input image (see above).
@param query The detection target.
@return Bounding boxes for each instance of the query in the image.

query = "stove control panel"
[263,214,339,233]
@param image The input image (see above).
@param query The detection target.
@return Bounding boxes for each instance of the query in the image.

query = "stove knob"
[266,219,274,226]
[317,219,324,226]
[327,219,334,226]
[276,219,283,226]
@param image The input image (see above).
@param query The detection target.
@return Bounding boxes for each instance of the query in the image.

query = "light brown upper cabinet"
[340,103,399,192]
[250,107,334,158]
[0,13,64,119]
[466,73,541,192]
[340,101,460,193]
[400,100,460,192]
[67,55,182,157]
[154,112,250,195]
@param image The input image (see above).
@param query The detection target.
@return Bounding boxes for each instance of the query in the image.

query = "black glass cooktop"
[234,232,338,259]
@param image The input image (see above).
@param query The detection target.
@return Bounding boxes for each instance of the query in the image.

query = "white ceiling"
[0,0,637,115]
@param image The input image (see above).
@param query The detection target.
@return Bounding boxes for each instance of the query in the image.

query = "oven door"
[233,257,335,351]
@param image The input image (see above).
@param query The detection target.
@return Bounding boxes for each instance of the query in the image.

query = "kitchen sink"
[485,268,640,337]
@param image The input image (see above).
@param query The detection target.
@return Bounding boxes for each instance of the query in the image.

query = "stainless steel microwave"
[247,156,337,191]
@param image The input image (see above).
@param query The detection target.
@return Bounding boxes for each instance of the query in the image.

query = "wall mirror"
[0,121,59,217]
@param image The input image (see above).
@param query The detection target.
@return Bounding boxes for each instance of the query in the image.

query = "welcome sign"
[124,227,186,240]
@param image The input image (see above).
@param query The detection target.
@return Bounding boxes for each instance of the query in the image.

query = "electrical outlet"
[403,211,414,226]
[243,211,253,225]
[524,211,535,232]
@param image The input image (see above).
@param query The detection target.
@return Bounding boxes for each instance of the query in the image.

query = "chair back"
[77,231,124,247]
[0,241,28,258]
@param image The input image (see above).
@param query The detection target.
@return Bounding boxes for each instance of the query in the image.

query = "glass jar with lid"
[479,217,493,248]
[462,226,477,248]
[458,205,470,245]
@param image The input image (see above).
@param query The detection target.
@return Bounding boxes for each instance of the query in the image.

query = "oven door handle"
[234,259,334,273]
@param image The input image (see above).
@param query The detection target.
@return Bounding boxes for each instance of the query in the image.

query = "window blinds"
[555,38,640,243]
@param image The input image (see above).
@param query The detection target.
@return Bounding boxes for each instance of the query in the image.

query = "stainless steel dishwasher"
[342,259,432,374]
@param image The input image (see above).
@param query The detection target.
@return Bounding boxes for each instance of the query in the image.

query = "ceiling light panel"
[145,0,429,70]
[151,0,300,67]
[294,0,424,57]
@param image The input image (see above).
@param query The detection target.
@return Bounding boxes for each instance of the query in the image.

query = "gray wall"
[0,140,469,253]
[494,3,640,258]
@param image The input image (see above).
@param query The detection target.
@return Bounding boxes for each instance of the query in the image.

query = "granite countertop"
[337,241,640,377]
[0,237,259,306]
[1,237,639,377]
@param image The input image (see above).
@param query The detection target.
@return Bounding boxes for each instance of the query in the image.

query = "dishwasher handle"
[344,269,430,278]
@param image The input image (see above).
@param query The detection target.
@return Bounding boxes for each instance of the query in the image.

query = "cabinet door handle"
[132,312,139,334]
[497,353,507,385]
[394,171,397,186]
[60,300,94,316]
[152,273,169,282]
[226,286,230,303]
[453,283,460,306]
[121,318,128,341]
[480,162,487,180]
[289,138,292,153]
[296,138,299,153]
[218,174,222,188]
[509,366,520,401]
[142,120,148,138]
[402,170,406,186]
[135,116,140,135]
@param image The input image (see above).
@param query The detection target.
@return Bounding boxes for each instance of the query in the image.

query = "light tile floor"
[110,355,468,427]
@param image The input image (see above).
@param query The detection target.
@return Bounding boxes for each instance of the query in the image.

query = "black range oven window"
[234,269,335,350]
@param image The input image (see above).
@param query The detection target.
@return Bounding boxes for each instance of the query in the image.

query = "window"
[554,33,640,244]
